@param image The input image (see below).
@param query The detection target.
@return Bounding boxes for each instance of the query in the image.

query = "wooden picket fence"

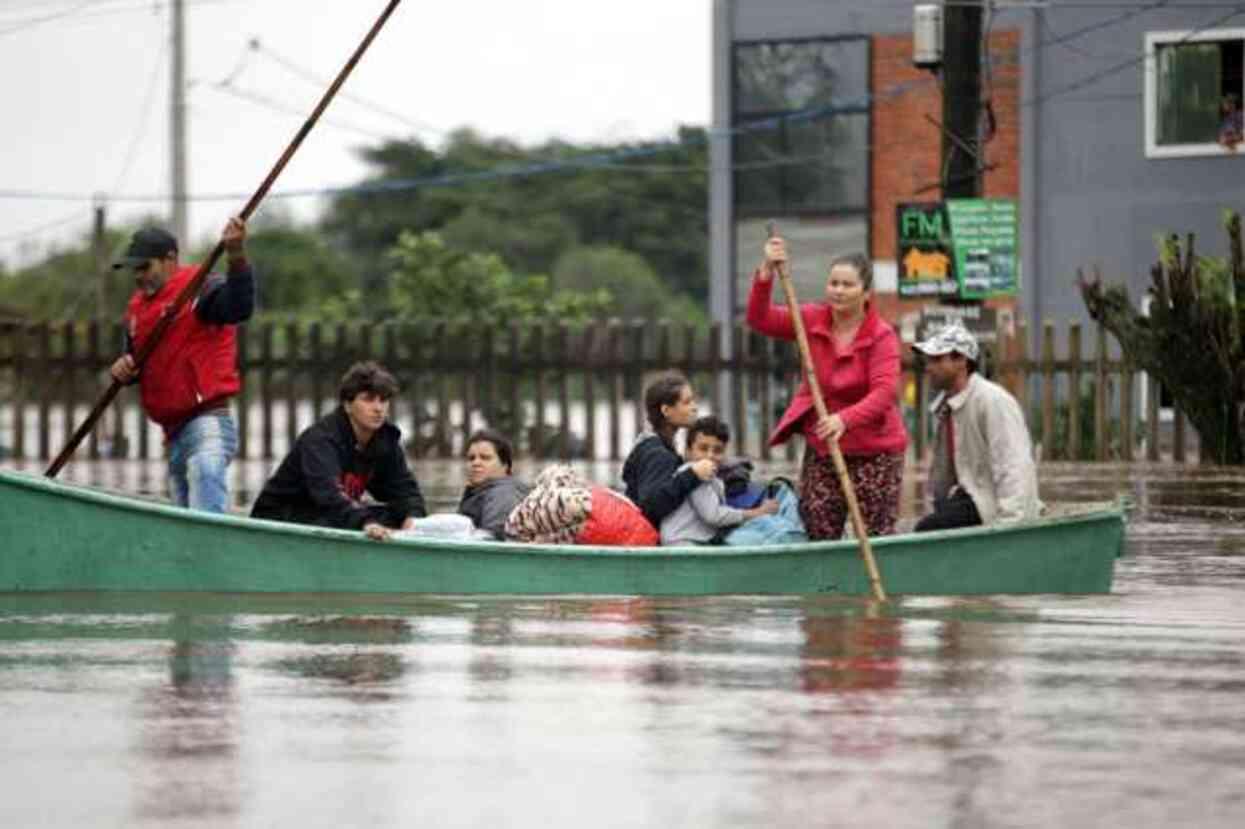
[0,317,1198,465]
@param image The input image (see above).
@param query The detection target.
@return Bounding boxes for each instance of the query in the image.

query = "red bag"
[575,487,658,547]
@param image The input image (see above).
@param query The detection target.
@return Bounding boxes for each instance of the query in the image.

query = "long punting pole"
[766,223,887,602]
[46,0,404,478]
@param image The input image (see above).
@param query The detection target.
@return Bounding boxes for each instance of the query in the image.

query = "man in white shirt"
[913,322,1041,531]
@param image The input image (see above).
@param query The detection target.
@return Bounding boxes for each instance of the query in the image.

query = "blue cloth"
[723,481,808,546]
[725,482,767,509]
[167,411,238,513]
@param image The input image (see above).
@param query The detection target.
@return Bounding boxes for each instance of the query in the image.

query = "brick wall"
[870,29,1021,263]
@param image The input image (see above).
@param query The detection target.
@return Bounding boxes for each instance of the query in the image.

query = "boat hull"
[0,470,1125,596]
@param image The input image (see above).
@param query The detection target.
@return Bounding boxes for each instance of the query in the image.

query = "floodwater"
[3,460,1245,828]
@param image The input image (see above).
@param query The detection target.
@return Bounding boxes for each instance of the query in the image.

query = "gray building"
[709,0,1245,335]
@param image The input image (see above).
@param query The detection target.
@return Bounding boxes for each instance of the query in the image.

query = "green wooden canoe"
[0,468,1125,596]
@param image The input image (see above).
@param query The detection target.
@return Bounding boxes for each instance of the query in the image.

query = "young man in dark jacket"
[250,362,426,540]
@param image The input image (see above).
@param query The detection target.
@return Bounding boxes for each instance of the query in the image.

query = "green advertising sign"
[896,199,1019,299]
[897,202,958,298]
[946,198,1019,299]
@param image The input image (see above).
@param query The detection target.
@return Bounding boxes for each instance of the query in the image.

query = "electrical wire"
[248,38,449,139]
[1025,3,1245,108]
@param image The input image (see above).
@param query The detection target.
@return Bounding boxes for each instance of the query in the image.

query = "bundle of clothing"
[504,465,658,546]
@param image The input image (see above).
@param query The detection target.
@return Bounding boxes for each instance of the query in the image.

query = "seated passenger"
[458,428,531,539]
[911,323,1040,531]
[250,361,426,540]
[660,415,778,546]
[621,372,716,528]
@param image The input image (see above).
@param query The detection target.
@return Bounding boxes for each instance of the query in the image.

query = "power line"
[199,79,399,141]
[0,0,230,36]
[1026,4,1245,108]
[248,38,449,139]
[0,0,104,36]
[0,209,90,244]
[111,26,168,194]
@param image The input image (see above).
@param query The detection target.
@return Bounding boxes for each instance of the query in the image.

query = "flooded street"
[3,460,1245,827]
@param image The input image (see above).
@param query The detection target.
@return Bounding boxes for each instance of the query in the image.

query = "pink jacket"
[746,272,908,458]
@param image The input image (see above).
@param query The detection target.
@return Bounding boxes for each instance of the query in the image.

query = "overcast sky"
[0,0,711,270]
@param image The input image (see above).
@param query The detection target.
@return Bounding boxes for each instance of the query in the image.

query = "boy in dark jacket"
[250,362,426,540]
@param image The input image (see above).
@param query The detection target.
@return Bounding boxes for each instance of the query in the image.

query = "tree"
[1079,211,1245,464]
[552,245,707,325]
[322,230,611,324]
[321,127,710,304]
[226,222,359,318]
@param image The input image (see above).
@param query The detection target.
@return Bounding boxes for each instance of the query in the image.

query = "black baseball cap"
[112,227,179,269]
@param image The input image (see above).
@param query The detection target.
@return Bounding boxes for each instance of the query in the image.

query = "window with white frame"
[1145,29,1244,158]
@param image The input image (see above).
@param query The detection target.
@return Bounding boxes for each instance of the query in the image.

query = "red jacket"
[746,272,908,457]
[126,265,241,436]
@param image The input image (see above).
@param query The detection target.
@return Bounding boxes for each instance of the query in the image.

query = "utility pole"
[941,0,983,199]
[170,0,189,244]
[92,197,108,312]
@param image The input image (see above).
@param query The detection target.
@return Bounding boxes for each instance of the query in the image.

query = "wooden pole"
[46,0,403,477]
[767,225,886,602]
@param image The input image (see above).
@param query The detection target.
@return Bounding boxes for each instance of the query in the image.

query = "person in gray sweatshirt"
[458,429,531,539]
[660,416,778,545]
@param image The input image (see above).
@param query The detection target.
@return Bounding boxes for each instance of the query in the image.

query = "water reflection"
[267,616,412,700]
[799,601,901,694]
[132,615,240,826]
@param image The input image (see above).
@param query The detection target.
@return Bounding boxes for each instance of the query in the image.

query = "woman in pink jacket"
[747,238,908,539]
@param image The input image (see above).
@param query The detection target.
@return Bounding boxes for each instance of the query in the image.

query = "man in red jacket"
[109,217,255,513]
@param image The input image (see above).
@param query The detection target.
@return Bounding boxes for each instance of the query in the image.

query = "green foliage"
[0,228,128,319]
[321,231,611,324]
[552,245,707,325]
[322,126,709,303]
[241,222,359,319]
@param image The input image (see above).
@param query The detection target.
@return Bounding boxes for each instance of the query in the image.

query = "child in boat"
[660,415,778,545]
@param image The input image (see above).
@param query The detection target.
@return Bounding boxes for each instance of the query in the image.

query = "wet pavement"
[2,460,1245,828]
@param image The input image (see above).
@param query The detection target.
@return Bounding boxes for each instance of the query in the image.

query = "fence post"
[1119,355,1134,462]
[37,324,51,461]
[708,322,723,418]
[630,321,646,447]
[459,323,474,449]
[1095,323,1108,462]
[285,320,300,451]
[1173,405,1186,463]
[1041,320,1055,461]
[557,323,571,459]
[1146,370,1160,461]
[86,320,101,460]
[1012,319,1030,417]
[435,321,451,457]
[507,324,521,459]
[308,322,323,422]
[1068,323,1082,461]
[260,322,275,461]
[13,325,27,461]
[732,322,748,457]
[531,323,545,459]
[758,330,772,462]
[608,320,623,461]
[481,326,496,444]
[583,325,597,462]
